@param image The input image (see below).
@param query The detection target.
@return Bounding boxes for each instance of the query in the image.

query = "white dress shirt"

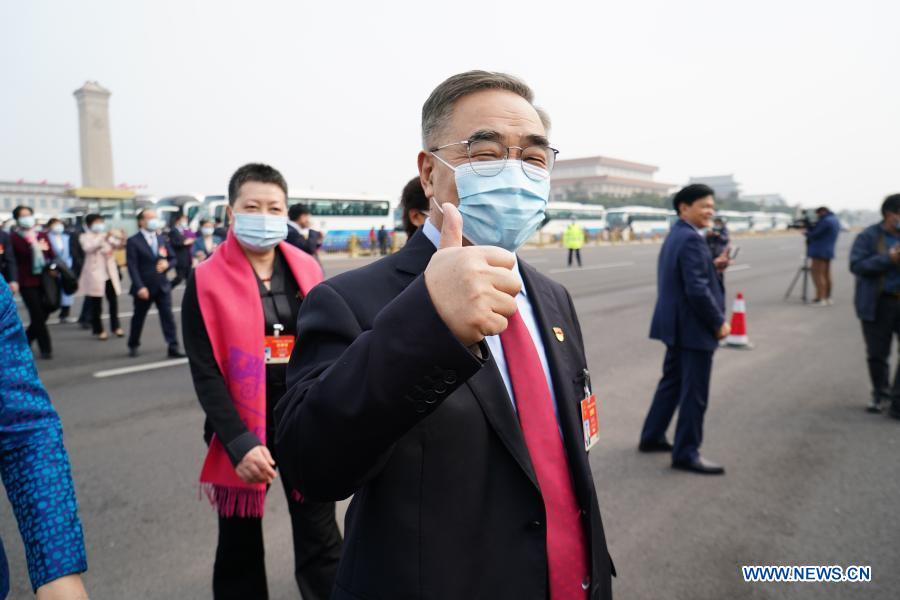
[421,220,558,416]
[141,228,158,254]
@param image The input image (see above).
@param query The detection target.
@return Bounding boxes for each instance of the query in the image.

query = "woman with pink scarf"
[182,164,341,599]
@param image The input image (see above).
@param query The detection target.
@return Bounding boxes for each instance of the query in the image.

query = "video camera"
[788,209,819,230]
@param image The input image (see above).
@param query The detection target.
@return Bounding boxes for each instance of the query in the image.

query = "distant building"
[689,174,740,200]
[741,193,787,207]
[0,180,76,215]
[551,155,674,202]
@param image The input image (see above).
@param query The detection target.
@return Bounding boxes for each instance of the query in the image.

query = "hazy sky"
[2,0,897,210]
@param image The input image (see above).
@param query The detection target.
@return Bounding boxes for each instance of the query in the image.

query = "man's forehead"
[444,90,546,143]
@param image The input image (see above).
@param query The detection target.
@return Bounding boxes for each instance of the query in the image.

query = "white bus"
[717,210,752,233]
[288,192,395,251]
[542,202,606,236]
[605,206,673,236]
[771,213,793,230]
[160,191,395,251]
[748,211,774,232]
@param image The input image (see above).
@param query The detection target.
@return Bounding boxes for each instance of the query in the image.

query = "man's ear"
[418,151,435,200]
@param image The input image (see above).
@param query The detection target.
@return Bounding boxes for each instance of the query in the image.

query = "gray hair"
[421,70,551,149]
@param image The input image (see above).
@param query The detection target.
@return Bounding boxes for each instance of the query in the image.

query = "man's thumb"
[438,202,464,249]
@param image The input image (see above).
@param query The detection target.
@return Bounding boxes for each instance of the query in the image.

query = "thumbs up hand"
[424,202,521,346]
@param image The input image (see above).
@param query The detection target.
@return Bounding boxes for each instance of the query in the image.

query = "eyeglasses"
[430,139,559,181]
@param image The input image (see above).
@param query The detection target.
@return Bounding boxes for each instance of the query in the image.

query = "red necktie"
[500,310,589,599]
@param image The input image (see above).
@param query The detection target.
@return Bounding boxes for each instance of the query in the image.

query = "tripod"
[784,257,811,303]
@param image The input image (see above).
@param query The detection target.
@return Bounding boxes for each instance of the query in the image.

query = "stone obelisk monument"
[73,81,114,188]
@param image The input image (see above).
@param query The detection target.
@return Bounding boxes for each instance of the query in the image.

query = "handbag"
[52,258,79,295]
[40,265,61,313]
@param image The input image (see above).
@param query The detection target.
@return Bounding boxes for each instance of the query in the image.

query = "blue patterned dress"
[0,278,87,594]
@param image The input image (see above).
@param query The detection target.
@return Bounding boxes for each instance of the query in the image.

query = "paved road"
[2,233,898,599]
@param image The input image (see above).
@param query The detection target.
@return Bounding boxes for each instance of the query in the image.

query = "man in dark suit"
[0,229,18,294]
[126,208,183,358]
[276,71,613,599]
[639,184,730,474]
[285,203,323,259]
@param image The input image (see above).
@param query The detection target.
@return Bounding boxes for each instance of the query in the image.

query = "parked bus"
[716,210,752,233]
[541,202,606,236]
[605,206,673,236]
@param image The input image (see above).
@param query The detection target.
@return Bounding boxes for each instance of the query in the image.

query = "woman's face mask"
[17,215,36,229]
[51,223,65,234]
[232,212,287,252]
[430,157,550,252]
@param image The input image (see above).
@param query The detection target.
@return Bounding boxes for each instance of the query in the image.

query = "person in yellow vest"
[563,220,585,267]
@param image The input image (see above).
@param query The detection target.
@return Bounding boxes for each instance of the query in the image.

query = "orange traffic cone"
[725,292,753,349]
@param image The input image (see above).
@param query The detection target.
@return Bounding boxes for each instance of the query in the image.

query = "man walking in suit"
[285,203,323,259]
[639,184,730,474]
[276,71,614,599]
[126,208,183,358]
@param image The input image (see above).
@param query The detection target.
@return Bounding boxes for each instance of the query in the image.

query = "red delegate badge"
[581,394,600,451]
[264,335,295,364]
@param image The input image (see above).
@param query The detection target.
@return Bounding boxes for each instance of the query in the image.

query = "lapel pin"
[553,327,565,342]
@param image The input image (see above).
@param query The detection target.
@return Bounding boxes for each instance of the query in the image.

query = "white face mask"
[144,218,162,232]
[91,223,107,234]
[51,223,65,234]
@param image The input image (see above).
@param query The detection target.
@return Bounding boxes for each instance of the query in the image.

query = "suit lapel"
[395,230,540,489]
[519,261,594,507]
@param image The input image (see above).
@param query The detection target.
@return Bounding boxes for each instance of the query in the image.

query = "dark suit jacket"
[126,232,176,296]
[276,229,613,600]
[0,231,17,284]
[69,230,85,277]
[285,225,322,257]
[650,219,725,352]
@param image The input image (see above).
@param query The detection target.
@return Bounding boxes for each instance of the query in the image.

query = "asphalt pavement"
[2,232,898,599]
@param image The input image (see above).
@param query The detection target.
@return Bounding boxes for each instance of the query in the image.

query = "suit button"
[528,520,542,530]
[415,401,427,414]
[443,371,457,385]
[582,577,590,590]
[433,383,448,394]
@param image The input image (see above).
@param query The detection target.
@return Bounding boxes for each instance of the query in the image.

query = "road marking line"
[549,261,634,274]
[49,307,183,326]
[93,358,189,379]
[727,264,752,272]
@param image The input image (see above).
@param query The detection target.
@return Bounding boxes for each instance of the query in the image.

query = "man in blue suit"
[806,206,841,306]
[639,184,730,474]
[126,208,183,358]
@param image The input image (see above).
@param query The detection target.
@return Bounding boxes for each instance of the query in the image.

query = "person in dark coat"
[639,184,730,474]
[285,203,323,259]
[806,206,841,305]
[850,193,900,416]
[0,228,18,294]
[10,206,55,359]
[125,208,183,358]
[276,70,614,600]
[399,176,429,238]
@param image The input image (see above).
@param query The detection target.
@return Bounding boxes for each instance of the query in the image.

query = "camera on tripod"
[788,209,819,230]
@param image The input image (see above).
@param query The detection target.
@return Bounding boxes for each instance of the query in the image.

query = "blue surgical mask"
[201,226,215,237]
[144,218,162,232]
[17,216,36,229]
[232,212,287,251]
[91,223,107,234]
[432,158,550,252]
[51,223,65,234]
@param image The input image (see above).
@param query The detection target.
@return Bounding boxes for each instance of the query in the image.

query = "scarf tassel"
[200,483,266,518]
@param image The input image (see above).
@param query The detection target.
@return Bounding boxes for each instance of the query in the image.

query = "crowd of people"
[1,69,899,600]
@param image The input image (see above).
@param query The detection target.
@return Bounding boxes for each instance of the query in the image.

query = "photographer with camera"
[850,194,900,417]
[805,206,841,306]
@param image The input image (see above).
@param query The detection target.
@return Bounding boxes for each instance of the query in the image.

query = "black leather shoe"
[128,347,139,358]
[168,348,186,359]
[638,439,674,453]
[672,456,725,475]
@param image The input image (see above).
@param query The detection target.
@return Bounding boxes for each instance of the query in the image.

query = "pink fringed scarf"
[195,231,322,517]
